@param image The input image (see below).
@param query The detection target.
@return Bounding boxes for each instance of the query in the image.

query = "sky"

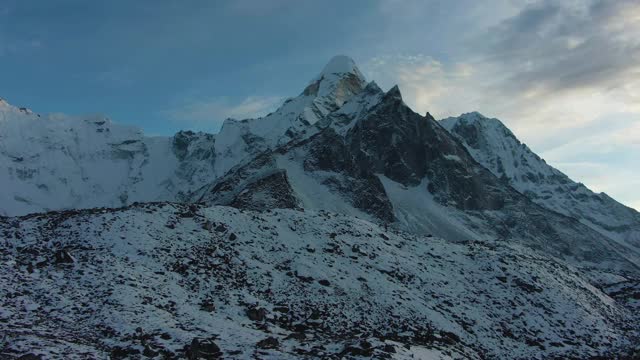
[0,0,638,210]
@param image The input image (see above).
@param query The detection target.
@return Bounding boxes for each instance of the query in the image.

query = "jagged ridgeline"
[1,57,639,359]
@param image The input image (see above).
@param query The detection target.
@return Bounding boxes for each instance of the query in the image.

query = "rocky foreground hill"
[2,203,638,359]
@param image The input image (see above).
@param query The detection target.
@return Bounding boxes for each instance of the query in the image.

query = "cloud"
[362,54,480,117]
[164,95,284,132]
[540,105,640,211]
[468,0,640,148]
[479,0,640,97]
[367,1,640,129]
[363,0,640,209]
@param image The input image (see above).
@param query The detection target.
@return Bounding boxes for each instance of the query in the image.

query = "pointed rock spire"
[384,85,403,101]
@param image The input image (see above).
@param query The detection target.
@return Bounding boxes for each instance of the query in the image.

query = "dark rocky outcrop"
[185,338,222,359]
[345,86,506,211]
[172,131,216,162]
[54,250,74,264]
[256,336,279,350]
[229,170,301,211]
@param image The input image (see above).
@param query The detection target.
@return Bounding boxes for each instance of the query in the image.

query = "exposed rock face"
[186,338,222,359]
[302,128,355,174]
[172,130,216,162]
[228,170,301,211]
[345,86,506,211]
[256,336,279,350]
[53,250,74,264]
[195,153,286,209]
[300,128,396,223]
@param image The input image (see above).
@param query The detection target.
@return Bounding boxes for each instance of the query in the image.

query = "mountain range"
[1,56,639,359]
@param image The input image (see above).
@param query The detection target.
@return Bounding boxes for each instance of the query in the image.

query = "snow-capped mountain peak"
[303,55,367,114]
[440,112,525,164]
[211,57,371,176]
[315,55,365,80]
[0,98,36,117]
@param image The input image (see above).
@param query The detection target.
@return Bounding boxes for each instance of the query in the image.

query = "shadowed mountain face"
[2,57,640,358]
[343,86,507,211]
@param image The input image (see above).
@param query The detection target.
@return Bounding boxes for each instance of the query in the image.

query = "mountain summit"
[317,55,364,78]
[301,55,368,119]
[210,56,372,177]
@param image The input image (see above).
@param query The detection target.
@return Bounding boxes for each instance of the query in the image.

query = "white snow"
[316,55,363,79]
[378,175,480,241]
[0,203,634,358]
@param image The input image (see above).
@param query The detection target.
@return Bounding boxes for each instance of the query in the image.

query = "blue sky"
[1,0,638,210]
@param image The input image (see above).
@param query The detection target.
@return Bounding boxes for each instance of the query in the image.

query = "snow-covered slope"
[440,112,640,253]
[0,99,220,216]
[0,56,369,217]
[1,203,638,359]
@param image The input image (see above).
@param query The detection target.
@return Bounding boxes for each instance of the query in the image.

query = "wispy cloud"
[539,114,640,207]
[364,0,640,209]
[362,54,480,118]
[478,0,640,99]
[164,95,284,132]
